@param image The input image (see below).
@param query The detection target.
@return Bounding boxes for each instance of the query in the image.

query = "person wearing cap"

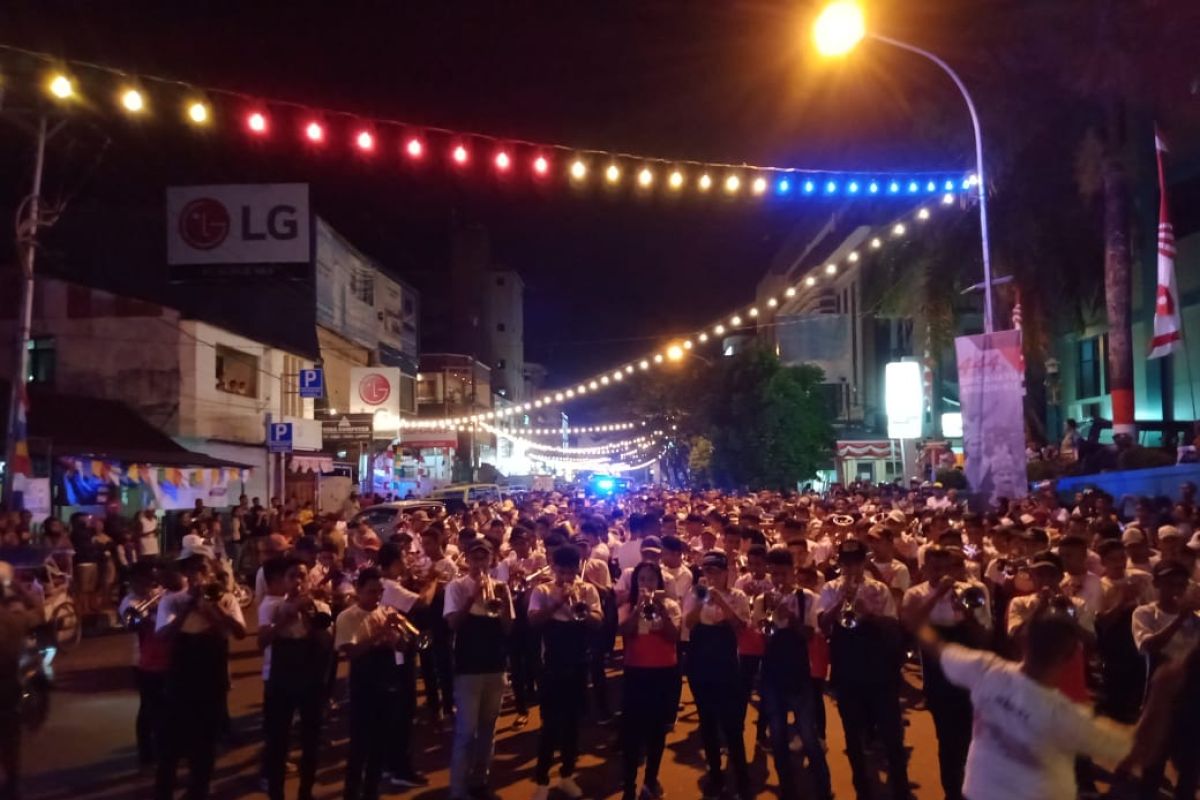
[154,552,246,800]
[617,561,681,800]
[415,527,458,723]
[1058,534,1103,615]
[901,546,990,800]
[684,550,752,800]
[529,545,602,800]
[575,534,616,724]
[1006,551,1094,705]
[1157,525,1187,564]
[1132,560,1200,669]
[755,546,831,800]
[494,525,547,730]
[1094,540,1154,723]
[445,538,513,800]
[376,542,436,789]
[867,528,911,607]
[1123,527,1160,574]
[816,538,909,800]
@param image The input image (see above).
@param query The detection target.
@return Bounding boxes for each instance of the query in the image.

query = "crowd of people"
[6,480,1200,800]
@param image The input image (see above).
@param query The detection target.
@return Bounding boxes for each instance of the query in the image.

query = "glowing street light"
[813,0,995,332]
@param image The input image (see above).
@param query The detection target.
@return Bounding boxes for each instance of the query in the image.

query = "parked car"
[352,500,446,540]
[426,483,502,512]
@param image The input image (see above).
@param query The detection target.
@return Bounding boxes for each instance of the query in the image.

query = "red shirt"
[137,627,171,673]
[624,629,677,669]
[737,627,766,657]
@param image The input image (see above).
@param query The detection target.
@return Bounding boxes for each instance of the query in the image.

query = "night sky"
[0,1,1059,389]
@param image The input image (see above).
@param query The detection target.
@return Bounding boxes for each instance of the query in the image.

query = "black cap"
[661,535,685,553]
[1152,560,1190,580]
[466,538,493,555]
[837,539,867,563]
[641,536,663,552]
[701,550,729,570]
[1028,550,1063,572]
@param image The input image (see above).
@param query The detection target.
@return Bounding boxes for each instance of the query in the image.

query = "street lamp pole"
[868,33,995,334]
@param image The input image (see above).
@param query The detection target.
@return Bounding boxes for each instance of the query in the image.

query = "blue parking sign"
[298,368,324,399]
[268,422,293,453]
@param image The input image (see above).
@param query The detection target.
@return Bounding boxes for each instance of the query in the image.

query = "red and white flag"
[1148,125,1181,359]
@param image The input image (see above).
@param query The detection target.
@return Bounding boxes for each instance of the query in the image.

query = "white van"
[427,483,502,510]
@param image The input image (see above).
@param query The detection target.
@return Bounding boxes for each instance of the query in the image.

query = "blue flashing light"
[595,477,615,492]
[848,180,859,193]
[803,180,815,194]
[888,181,900,194]
[777,178,791,194]
[907,180,919,193]
[868,181,879,194]
[961,177,971,190]
[944,179,955,191]
[825,180,837,193]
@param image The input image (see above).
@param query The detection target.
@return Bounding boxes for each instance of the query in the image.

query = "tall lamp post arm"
[870,33,994,334]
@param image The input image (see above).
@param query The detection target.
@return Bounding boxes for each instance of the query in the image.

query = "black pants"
[927,689,971,800]
[1140,741,1200,800]
[738,654,766,738]
[389,661,417,776]
[535,666,587,784]
[344,684,393,800]
[420,625,455,716]
[670,641,688,722]
[134,668,166,765]
[835,681,910,800]
[509,623,541,715]
[262,681,324,800]
[690,680,750,795]
[588,630,610,717]
[154,694,223,800]
[0,705,19,800]
[811,678,828,741]
[621,667,677,795]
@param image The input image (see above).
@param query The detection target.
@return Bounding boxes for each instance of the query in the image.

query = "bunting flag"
[8,384,32,482]
[1148,125,1181,360]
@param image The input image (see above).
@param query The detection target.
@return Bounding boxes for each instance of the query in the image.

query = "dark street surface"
[25,621,945,800]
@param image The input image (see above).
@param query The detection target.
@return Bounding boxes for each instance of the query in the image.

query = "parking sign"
[268,422,294,453]
[298,367,324,399]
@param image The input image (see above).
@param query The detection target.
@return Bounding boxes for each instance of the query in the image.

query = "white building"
[482,270,525,402]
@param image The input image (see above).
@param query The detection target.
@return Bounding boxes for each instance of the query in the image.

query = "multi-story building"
[482,270,525,402]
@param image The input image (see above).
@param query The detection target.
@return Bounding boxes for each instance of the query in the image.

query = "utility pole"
[4,116,49,507]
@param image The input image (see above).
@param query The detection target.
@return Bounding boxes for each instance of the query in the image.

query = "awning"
[8,384,253,469]
[289,454,335,474]
[835,440,894,459]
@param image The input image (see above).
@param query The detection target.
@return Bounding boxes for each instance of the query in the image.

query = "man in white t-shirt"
[921,614,1132,800]
[1132,560,1200,665]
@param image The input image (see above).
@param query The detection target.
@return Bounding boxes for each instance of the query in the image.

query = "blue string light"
[803,180,816,194]
[825,180,838,194]
[777,178,791,194]
[869,181,879,194]
[889,181,900,194]
[848,181,859,193]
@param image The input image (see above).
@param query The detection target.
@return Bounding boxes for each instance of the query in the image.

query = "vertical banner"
[955,330,1028,504]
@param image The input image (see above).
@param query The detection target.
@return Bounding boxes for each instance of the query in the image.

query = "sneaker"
[557,775,585,799]
[531,785,550,800]
[513,713,529,730]
[390,771,429,788]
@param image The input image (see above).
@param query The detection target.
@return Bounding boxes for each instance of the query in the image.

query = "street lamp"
[813,1,996,333]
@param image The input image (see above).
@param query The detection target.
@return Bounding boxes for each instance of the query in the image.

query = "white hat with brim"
[178,543,215,560]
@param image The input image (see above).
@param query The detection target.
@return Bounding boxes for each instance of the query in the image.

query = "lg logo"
[358,373,392,406]
[177,197,300,251]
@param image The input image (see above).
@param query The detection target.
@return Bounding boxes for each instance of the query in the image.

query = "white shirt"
[257,594,331,680]
[871,558,911,592]
[616,539,645,571]
[901,581,992,629]
[1007,593,1095,635]
[940,644,1131,800]
[494,552,548,584]
[1061,572,1103,615]
[619,596,683,636]
[750,588,819,630]
[137,515,160,556]
[582,557,613,591]
[444,574,514,618]
[334,604,390,652]
[734,573,773,598]
[528,579,602,622]
[660,563,694,602]
[155,588,245,634]
[1098,572,1155,612]
[1131,602,1200,662]
[381,577,419,615]
[816,576,898,619]
[682,587,751,628]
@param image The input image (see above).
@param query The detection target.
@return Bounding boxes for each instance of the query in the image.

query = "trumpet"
[122,588,164,628]
[838,581,861,630]
[693,583,709,602]
[757,591,779,637]
[639,590,662,623]
[509,565,550,596]
[481,577,505,618]
[565,583,590,622]
[383,607,432,650]
[1048,593,1078,619]
[953,584,987,612]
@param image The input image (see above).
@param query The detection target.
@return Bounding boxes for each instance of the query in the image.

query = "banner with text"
[955,330,1028,504]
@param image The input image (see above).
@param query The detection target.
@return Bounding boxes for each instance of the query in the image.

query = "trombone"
[122,588,165,628]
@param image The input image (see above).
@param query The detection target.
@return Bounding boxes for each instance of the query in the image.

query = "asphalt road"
[24,620,947,800]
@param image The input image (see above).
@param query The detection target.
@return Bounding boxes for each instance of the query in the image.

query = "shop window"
[215,345,259,398]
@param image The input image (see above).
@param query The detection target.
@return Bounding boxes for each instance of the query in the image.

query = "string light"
[305,121,324,142]
[452,144,469,164]
[570,159,587,180]
[752,177,768,195]
[246,111,267,134]
[406,137,424,158]
[669,171,684,189]
[355,130,375,151]
[47,73,74,99]
[805,276,817,286]
[724,174,741,194]
[495,150,511,170]
[698,174,713,191]
[605,164,621,184]
[825,263,837,275]
[534,155,549,175]
[186,101,210,124]
[120,87,145,113]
